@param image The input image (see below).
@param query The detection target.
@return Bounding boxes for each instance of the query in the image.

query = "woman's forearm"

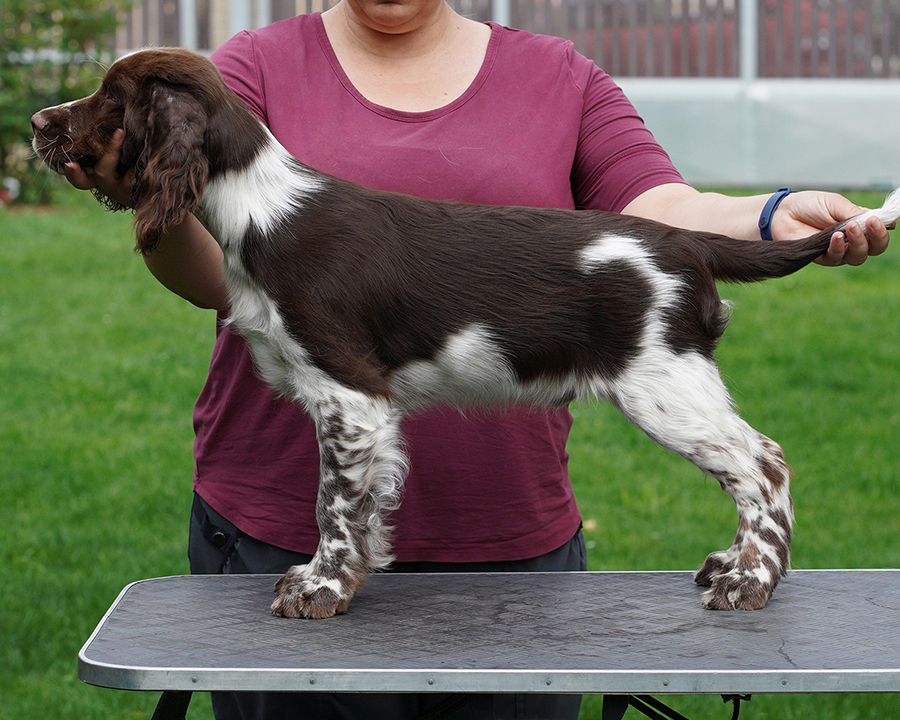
[622,183,768,239]
[142,214,229,310]
[622,182,888,265]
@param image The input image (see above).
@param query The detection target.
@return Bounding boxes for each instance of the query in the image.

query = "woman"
[64,1,889,718]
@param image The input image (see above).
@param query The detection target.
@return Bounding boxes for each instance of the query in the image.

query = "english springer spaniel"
[32,49,899,619]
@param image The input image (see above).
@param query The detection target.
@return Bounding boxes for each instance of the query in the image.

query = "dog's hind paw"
[271,566,352,619]
[701,570,774,611]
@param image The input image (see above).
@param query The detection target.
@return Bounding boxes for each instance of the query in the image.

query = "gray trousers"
[189,494,585,720]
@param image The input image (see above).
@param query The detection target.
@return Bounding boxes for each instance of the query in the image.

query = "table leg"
[602,694,750,719]
[602,694,631,719]
[150,690,192,720]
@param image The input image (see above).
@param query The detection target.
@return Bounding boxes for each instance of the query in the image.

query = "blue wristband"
[758,187,793,241]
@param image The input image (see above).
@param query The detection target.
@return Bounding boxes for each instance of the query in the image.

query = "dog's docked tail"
[703,187,899,284]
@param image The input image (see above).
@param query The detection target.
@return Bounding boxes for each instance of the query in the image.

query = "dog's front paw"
[701,570,774,611]
[694,549,738,587]
[271,565,352,619]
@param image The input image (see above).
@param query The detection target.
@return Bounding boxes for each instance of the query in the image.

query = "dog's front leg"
[271,393,406,619]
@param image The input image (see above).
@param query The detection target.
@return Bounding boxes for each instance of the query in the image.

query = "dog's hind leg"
[271,391,406,619]
[599,349,793,610]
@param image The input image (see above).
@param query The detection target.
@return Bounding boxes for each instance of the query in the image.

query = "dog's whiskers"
[89,55,111,74]
[32,138,57,154]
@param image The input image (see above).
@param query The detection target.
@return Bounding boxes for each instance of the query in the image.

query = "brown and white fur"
[32,49,900,619]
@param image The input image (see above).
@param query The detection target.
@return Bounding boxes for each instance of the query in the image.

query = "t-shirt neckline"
[313,13,501,123]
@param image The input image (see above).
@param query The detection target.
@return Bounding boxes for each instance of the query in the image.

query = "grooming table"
[79,570,898,719]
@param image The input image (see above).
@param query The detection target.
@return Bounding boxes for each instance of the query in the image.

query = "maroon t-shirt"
[195,14,684,561]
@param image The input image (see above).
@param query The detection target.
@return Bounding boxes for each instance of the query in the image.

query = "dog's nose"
[31,111,49,133]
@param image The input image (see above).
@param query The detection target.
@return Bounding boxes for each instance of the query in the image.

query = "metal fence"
[758,0,900,78]
[118,0,900,79]
[114,1,900,188]
[511,0,740,77]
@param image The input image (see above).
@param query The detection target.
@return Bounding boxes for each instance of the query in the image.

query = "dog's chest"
[221,256,308,396]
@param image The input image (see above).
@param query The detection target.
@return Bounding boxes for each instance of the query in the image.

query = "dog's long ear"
[123,81,209,254]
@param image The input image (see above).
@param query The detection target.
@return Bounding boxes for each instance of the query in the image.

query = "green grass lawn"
[1,186,897,719]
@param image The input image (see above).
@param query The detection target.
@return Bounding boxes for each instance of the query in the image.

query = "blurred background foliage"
[0,0,130,203]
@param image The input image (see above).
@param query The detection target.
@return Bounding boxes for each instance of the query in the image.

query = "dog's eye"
[97,84,122,107]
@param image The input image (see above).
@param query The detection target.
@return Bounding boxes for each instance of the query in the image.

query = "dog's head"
[32,48,246,253]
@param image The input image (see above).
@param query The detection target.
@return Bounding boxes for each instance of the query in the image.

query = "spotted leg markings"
[600,349,794,610]
[271,395,406,619]
[271,562,358,619]
[699,437,793,610]
[694,546,741,587]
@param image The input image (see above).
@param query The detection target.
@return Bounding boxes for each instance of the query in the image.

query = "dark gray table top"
[79,570,899,695]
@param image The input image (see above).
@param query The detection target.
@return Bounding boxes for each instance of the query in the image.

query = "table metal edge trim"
[78,658,900,695]
[77,571,900,695]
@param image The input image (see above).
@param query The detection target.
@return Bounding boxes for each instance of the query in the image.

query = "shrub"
[0,1,129,204]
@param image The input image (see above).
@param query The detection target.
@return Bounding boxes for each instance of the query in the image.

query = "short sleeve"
[211,31,267,124]
[570,60,686,213]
